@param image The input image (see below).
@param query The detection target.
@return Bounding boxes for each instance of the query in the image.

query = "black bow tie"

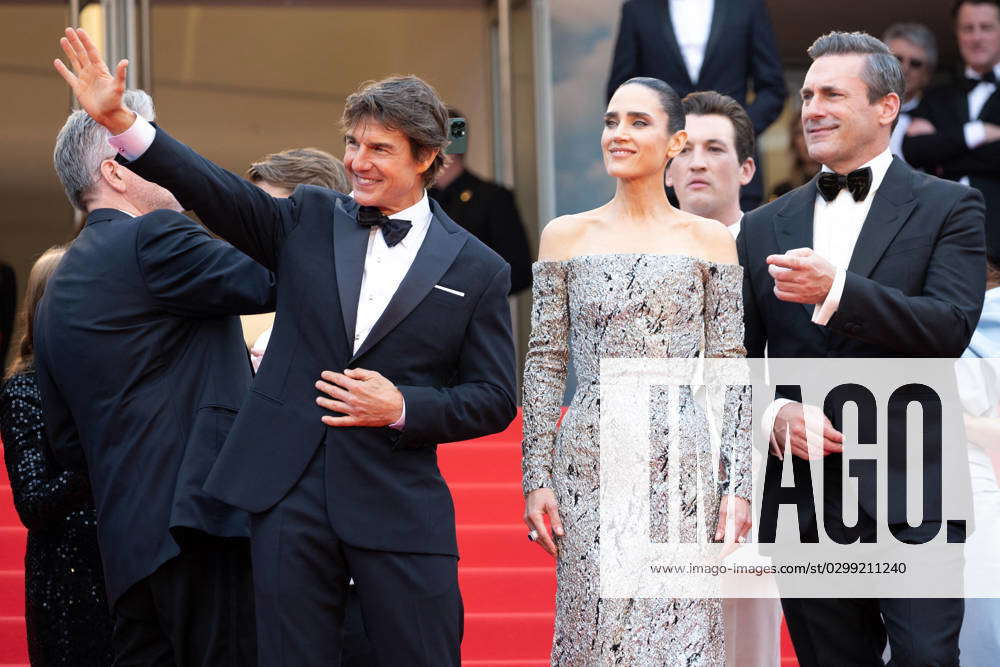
[817,167,873,203]
[960,70,997,93]
[356,206,412,248]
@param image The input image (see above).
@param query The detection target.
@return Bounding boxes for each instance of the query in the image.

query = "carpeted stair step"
[458,566,554,613]
[452,482,525,524]
[457,524,553,568]
[0,616,27,663]
[462,611,555,661]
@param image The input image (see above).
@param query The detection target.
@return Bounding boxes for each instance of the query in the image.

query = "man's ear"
[416,148,440,176]
[664,167,675,189]
[666,130,688,160]
[739,157,757,187]
[880,92,902,129]
[100,158,127,194]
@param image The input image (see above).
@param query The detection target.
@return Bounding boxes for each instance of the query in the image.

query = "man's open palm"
[54,27,133,133]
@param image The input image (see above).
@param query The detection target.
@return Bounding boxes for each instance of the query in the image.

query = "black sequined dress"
[0,369,112,666]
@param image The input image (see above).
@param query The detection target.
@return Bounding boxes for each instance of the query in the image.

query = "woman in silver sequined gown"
[521,79,753,665]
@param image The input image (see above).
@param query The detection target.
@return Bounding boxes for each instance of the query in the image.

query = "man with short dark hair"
[905,0,1000,259]
[667,90,782,667]
[667,90,756,237]
[740,31,984,666]
[54,27,516,667]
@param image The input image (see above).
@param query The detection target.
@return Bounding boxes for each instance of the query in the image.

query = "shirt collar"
[901,96,920,113]
[394,191,432,249]
[820,148,894,201]
[964,63,1000,82]
[348,190,432,250]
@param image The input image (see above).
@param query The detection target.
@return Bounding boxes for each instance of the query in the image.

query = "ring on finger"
[527,529,539,542]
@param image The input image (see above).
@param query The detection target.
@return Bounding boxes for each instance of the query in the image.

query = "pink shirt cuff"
[811,268,846,326]
[107,113,156,161]
[389,400,406,430]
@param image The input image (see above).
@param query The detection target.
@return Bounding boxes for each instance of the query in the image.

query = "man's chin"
[351,190,382,207]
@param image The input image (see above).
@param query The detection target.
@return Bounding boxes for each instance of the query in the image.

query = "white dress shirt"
[889,96,919,161]
[761,149,895,438]
[352,192,432,353]
[963,63,1000,150]
[670,0,714,84]
[728,214,742,239]
[811,148,895,326]
[108,114,423,428]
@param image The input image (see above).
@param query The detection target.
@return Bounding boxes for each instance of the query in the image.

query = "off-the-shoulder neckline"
[533,252,741,268]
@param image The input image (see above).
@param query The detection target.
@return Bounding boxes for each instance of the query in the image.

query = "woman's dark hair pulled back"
[618,77,685,134]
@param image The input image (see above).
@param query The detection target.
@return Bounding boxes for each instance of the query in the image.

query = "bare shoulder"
[688,214,738,265]
[537,212,598,262]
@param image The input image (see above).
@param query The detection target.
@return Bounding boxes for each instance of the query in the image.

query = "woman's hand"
[715,494,751,558]
[523,487,563,557]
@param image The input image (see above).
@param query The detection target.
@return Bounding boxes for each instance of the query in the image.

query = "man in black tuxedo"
[607,0,786,209]
[35,89,274,664]
[55,28,516,667]
[904,0,1000,261]
[739,32,985,666]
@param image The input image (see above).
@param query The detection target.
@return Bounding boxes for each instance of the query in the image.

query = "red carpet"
[0,413,799,665]
[439,412,799,666]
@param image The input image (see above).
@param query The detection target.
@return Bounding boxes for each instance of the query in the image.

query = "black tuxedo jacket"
[33,208,276,605]
[606,0,786,136]
[429,169,533,294]
[119,128,517,558]
[904,81,1000,257]
[738,159,985,529]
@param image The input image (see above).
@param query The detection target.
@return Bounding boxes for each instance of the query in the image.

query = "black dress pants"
[111,530,257,667]
[781,522,964,666]
[250,444,463,667]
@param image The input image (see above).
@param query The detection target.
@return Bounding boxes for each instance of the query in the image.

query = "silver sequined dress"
[521,253,752,666]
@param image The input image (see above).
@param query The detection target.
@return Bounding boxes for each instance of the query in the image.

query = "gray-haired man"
[36,88,274,665]
[883,23,937,160]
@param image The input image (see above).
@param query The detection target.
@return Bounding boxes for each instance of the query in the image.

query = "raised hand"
[53,27,135,134]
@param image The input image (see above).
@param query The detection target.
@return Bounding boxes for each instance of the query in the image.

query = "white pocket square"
[433,284,465,297]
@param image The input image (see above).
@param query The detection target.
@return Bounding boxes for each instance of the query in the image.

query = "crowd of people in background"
[0,1,998,666]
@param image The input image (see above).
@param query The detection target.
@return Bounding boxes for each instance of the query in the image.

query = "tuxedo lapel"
[846,159,918,279]
[698,0,729,85]
[660,1,692,88]
[349,210,465,364]
[978,87,1000,122]
[951,82,971,123]
[773,179,819,319]
[332,196,369,350]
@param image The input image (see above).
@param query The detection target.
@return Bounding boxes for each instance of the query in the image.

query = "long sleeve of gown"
[521,262,570,495]
[703,263,753,501]
[0,372,92,531]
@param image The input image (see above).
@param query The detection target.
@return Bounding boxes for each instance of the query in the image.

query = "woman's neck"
[608,172,676,223]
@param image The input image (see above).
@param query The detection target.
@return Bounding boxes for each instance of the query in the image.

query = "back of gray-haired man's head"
[882,22,939,72]
[807,31,906,104]
[53,89,155,212]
